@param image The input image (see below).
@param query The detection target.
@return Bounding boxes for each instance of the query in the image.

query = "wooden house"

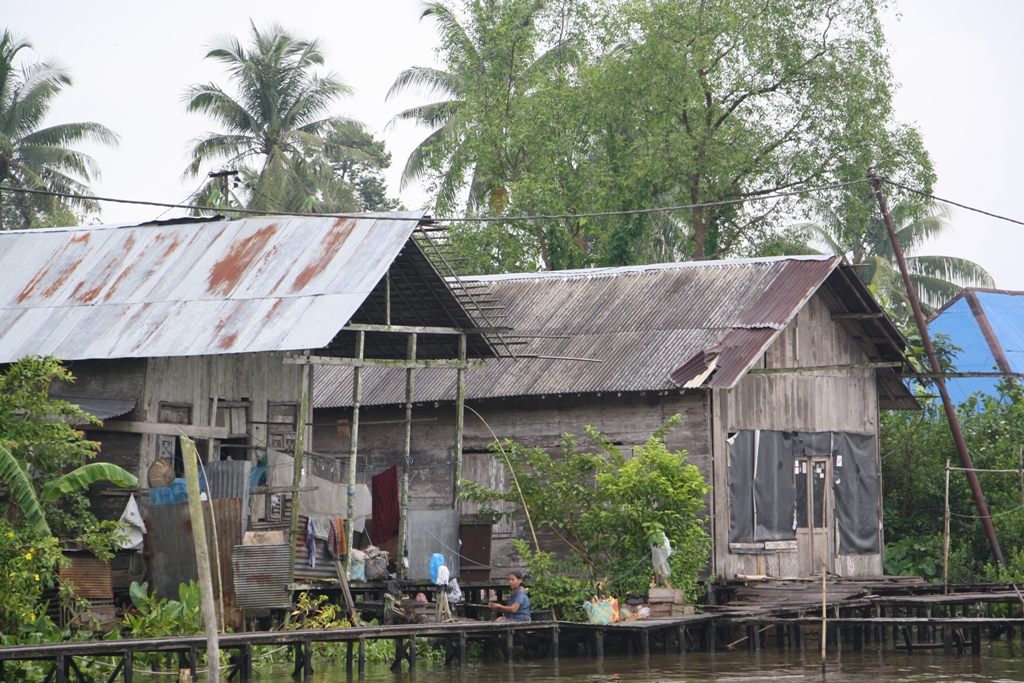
[312,256,917,580]
[0,213,499,604]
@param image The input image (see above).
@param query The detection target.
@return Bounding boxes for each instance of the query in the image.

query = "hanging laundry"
[306,517,317,568]
[372,464,400,543]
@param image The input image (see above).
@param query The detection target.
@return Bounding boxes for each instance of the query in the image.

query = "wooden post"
[595,630,604,659]
[345,332,364,569]
[397,333,416,579]
[552,625,559,659]
[460,631,468,664]
[358,637,366,676]
[180,435,220,683]
[289,357,311,583]
[821,469,828,669]
[452,333,466,508]
[125,650,133,683]
[943,459,951,594]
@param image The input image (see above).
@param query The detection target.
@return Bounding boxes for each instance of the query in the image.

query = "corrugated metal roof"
[0,213,425,362]
[315,256,890,406]
[50,395,136,420]
[928,287,1024,403]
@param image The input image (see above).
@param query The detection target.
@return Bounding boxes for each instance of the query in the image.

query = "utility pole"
[208,169,239,210]
[868,167,1004,565]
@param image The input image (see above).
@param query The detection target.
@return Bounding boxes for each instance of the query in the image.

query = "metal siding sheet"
[232,544,293,610]
[59,555,112,600]
[0,213,425,362]
[146,499,242,606]
[406,509,460,581]
[206,460,252,532]
[50,395,136,420]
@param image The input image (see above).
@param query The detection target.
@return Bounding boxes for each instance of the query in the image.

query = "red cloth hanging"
[371,464,400,544]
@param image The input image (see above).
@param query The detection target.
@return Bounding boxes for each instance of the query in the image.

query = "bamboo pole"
[452,333,466,509]
[345,332,364,570]
[289,357,311,584]
[943,459,951,595]
[397,333,417,579]
[180,435,220,683]
[820,463,828,671]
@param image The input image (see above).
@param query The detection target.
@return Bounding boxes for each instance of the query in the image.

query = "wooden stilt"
[595,630,604,660]
[505,630,514,662]
[640,630,649,659]
[358,637,366,677]
[551,626,559,660]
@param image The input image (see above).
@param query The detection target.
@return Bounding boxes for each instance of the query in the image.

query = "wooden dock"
[2,579,1022,682]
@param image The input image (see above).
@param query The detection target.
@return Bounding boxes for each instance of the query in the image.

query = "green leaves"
[0,444,49,536]
[461,415,711,609]
[40,463,138,503]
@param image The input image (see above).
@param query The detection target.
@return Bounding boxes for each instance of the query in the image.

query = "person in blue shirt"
[489,570,531,622]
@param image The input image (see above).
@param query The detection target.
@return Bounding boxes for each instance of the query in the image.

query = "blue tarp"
[928,290,1024,404]
[149,474,207,506]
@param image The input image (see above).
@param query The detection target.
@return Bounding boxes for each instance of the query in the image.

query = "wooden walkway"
[2,580,1023,681]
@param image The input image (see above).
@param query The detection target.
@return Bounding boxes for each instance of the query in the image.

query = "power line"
[880,177,1024,228]
[0,179,870,224]
[7,177,1023,228]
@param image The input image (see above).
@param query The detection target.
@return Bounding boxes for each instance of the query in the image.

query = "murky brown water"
[250,644,1024,683]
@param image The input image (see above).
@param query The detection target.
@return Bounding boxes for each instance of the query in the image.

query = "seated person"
[489,570,531,622]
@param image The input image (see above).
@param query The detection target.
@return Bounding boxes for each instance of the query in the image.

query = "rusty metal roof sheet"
[315,255,909,406]
[0,213,425,362]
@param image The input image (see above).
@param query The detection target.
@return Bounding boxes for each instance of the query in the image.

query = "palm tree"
[386,1,576,215]
[0,30,118,230]
[183,22,367,214]
[806,199,994,314]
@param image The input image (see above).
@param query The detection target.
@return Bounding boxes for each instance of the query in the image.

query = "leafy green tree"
[462,416,711,609]
[805,199,993,318]
[0,30,118,230]
[183,23,395,214]
[396,0,933,272]
[881,381,1024,582]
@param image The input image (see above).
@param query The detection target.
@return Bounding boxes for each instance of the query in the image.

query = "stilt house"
[313,256,918,580]
[0,214,500,614]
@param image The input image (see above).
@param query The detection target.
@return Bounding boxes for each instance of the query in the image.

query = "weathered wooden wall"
[68,353,306,522]
[714,291,883,579]
[313,390,711,574]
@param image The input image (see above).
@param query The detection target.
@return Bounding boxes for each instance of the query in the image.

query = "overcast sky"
[7,1,1024,290]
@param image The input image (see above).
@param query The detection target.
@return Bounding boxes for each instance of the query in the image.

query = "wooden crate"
[648,588,684,604]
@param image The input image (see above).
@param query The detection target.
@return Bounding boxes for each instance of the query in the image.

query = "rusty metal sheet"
[232,544,292,610]
[58,554,112,600]
[0,213,425,362]
[146,498,243,607]
[206,460,251,533]
[734,258,838,329]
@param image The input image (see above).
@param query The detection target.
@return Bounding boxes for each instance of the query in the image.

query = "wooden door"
[795,456,832,576]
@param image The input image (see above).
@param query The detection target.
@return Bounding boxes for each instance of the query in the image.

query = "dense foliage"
[462,416,711,617]
[394,0,934,272]
[0,29,118,230]
[882,381,1024,582]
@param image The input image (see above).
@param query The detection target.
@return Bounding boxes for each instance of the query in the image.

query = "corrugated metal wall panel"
[206,460,251,532]
[147,498,243,607]
[232,544,292,610]
[59,554,112,600]
[406,510,460,581]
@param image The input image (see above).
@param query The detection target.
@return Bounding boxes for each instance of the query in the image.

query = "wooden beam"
[283,355,481,369]
[344,323,509,336]
[747,362,902,375]
[88,421,229,439]
[831,313,885,320]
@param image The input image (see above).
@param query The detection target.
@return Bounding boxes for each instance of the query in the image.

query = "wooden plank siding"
[313,391,711,573]
[716,291,884,580]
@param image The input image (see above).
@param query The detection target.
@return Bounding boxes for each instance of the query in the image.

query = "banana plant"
[0,445,138,536]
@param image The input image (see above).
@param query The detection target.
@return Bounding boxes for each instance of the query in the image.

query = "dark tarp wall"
[728,429,881,555]
[753,431,796,541]
[832,432,880,555]
[728,431,755,544]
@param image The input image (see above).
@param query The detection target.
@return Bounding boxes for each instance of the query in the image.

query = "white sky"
[6,0,1024,289]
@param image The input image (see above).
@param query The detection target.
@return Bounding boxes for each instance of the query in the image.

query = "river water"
[254,645,1024,683]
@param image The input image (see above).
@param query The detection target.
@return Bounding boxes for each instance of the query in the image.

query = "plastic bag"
[584,598,619,625]
[651,533,672,586]
[446,578,462,604]
[347,548,366,582]
[429,553,445,583]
